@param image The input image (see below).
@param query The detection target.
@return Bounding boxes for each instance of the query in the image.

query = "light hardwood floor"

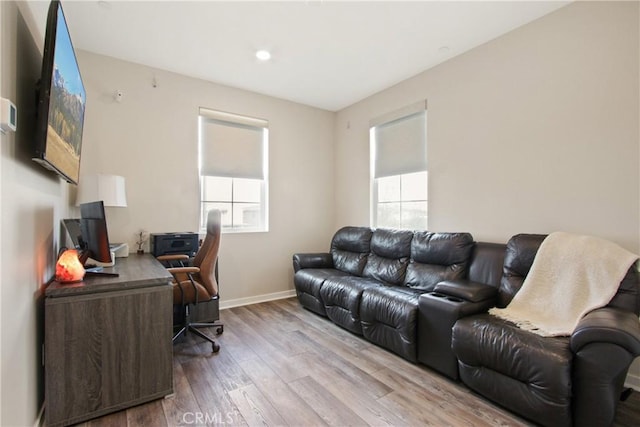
[79,297,640,426]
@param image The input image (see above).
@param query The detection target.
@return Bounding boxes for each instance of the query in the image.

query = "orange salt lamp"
[55,249,85,283]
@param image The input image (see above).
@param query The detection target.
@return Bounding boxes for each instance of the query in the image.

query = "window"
[375,171,428,230]
[370,102,427,230]
[199,108,268,233]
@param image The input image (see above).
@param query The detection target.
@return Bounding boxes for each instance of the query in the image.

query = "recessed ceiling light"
[256,50,272,61]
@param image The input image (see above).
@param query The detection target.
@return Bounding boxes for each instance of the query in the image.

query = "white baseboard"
[625,372,640,391]
[220,289,296,310]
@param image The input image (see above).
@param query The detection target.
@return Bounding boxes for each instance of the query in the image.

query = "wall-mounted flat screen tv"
[33,0,86,185]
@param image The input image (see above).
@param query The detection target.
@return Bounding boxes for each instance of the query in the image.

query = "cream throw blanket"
[489,232,638,337]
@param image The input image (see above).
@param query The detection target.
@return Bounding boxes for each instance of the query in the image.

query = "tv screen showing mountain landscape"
[45,6,86,184]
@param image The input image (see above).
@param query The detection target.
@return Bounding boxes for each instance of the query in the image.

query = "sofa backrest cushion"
[468,242,507,287]
[499,233,640,313]
[362,228,413,285]
[613,265,640,315]
[499,234,545,307]
[330,226,373,275]
[405,231,474,291]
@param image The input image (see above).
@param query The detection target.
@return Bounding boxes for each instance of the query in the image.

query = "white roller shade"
[199,108,268,180]
[373,110,426,178]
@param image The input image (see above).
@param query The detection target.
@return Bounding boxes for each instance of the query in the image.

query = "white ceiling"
[25,1,571,112]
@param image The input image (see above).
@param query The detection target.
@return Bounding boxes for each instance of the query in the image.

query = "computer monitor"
[79,201,112,264]
[61,201,119,278]
[62,218,83,250]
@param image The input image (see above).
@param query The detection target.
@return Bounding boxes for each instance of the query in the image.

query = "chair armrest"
[292,253,333,272]
[571,307,640,355]
[157,254,191,268]
[157,254,190,262]
[167,266,200,275]
[433,279,498,303]
[167,266,199,284]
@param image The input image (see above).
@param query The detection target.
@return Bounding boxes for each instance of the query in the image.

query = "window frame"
[370,103,427,230]
[198,109,269,234]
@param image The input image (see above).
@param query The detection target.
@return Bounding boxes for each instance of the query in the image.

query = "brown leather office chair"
[157,209,224,353]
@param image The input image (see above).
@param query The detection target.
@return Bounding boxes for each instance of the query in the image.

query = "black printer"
[150,232,199,258]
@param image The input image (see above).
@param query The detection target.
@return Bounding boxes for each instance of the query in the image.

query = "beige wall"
[76,51,336,305]
[334,0,640,384]
[335,1,639,253]
[1,2,74,425]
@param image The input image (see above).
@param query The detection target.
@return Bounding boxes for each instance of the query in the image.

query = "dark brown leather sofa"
[293,226,474,361]
[293,229,640,426]
[451,234,640,427]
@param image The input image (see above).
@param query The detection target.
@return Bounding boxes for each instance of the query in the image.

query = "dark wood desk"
[45,255,174,427]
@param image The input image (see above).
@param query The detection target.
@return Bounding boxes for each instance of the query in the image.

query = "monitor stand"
[80,251,119,277]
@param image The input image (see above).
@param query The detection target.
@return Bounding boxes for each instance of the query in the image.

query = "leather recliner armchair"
[451,234,640,427]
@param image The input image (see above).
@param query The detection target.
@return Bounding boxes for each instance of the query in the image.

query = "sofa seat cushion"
[360,286,425,362]
[452,313,573,427]
[320,276,383,334]
[294,268,352,316]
